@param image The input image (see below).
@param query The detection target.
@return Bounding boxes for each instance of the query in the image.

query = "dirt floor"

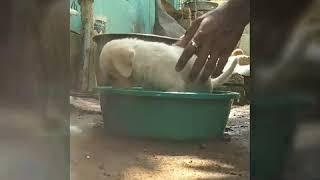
[70,97,250,180]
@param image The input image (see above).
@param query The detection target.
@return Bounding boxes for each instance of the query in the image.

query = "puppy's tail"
[210,56,239,87]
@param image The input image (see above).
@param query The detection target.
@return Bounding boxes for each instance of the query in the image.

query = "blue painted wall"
[70,0,155,34]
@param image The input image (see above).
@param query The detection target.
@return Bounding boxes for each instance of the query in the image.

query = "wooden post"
[80,0,94,92]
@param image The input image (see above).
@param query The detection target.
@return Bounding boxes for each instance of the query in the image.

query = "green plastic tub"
[96,87,240,140]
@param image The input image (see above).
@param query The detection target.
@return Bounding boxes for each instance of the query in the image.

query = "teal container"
[251,95,314,179]
[96,87,240,140]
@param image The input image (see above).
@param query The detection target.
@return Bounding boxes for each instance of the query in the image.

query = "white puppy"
[223,54,250,77]
[99,38,240,92]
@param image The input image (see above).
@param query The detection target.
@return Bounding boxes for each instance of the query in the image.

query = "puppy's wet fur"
[99,38,240,92]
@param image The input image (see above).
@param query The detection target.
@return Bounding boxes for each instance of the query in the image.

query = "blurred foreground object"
[252,0,320,179]
[0,0,69,179]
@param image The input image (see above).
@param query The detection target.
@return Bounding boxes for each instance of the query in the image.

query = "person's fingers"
[211,51,231,78]
[175,40,198,72]
[176,17,212,71]
[200,50,220,82]
[174,35,187,47]
[189,42,211,81]
[174,19,202,47]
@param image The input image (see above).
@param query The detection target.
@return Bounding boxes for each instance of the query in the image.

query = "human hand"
[175,0,249,82]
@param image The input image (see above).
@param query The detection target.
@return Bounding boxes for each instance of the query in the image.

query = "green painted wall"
[70,0,155,34]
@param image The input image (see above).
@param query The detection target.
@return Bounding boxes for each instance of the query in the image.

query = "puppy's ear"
[112,47,135,78]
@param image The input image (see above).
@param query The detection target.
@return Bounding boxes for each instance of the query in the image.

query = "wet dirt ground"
[70,97,250,180]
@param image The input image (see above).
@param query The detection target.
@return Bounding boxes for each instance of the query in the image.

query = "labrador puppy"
[99,38,243,92]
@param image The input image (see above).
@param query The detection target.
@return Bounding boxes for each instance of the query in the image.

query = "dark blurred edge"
[251,0,320,179]
[0,0,70,180]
